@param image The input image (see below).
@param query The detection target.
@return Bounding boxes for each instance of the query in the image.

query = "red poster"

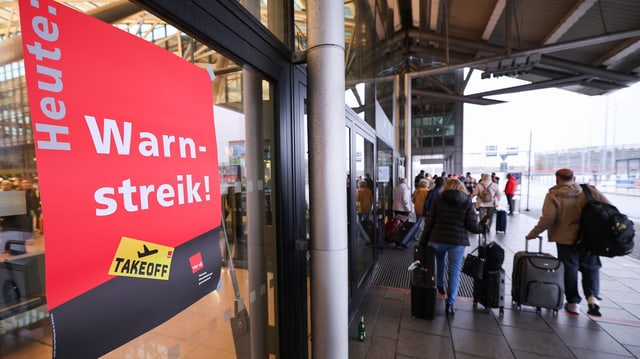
[19,0,222,357]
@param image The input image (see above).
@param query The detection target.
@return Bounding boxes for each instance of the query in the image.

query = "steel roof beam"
[412,88,504,105]
[0,0,141,67]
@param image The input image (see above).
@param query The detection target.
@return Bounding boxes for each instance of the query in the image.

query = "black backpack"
[578,184,635,257]
[482,241,505,270]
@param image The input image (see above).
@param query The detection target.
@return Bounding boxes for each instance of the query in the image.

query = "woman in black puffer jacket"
[419,178,488,315]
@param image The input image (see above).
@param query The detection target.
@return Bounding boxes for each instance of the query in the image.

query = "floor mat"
[369,243,474,298]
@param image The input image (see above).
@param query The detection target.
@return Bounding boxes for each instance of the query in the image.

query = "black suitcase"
[495,209,507,232]
[511,236,565,314]
[473,269,505,315]
[411,244,437,320]
[472,233,505,314]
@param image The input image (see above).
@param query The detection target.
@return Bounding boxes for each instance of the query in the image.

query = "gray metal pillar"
[243,67,268,358]
[307,1,348,358]
[242,3,268,356]
[404,73,412,183]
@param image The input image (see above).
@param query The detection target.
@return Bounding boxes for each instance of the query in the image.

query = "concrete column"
[307,1,348,358]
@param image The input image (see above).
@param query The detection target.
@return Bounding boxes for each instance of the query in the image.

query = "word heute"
[24,1,71,151]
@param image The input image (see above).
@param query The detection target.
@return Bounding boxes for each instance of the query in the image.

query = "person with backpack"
[525,168,610,317]
[471,173,500,230]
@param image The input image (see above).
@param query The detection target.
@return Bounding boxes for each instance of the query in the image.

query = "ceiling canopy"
[368,0,640,102]
[2,0,640,103]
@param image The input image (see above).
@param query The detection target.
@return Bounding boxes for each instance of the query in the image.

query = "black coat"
[420,189,484,246]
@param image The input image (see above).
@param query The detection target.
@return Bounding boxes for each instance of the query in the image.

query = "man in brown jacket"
[525,168,610,316]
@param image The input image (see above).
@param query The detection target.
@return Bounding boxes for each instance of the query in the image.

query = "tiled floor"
[350,213,640,358]
[3,212,639,358]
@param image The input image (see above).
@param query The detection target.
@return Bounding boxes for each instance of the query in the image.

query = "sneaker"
[437,286,445,295]
[587,296,602,316]
[587,303,601,316]
[564,302,580,315]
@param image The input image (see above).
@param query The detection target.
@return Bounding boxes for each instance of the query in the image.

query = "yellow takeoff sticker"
[109,236,174,280]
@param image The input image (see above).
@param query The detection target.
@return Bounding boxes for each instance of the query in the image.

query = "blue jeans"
[433,243,466,305]
[556,243,601,304]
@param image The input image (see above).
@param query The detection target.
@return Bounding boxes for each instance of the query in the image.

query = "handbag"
[462,247,485,279]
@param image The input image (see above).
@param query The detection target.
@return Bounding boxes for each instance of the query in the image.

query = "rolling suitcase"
[394,217,425,248]
[411,244,437,320]
[472,233,505,314]
[473,269,505,314]
[384,216,404,241]
[511,236,565,314]
[495,209,507,232]
[390,220,415,245]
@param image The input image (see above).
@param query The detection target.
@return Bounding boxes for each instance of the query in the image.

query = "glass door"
[353,133,376,286]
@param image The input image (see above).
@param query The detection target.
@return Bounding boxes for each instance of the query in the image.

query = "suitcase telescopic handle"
[526,236,543,253]
[478,231,487,247]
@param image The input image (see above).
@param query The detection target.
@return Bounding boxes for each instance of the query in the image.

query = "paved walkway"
[350,212,640,358]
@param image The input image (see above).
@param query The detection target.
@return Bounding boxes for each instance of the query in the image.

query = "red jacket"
[504,176,517,195]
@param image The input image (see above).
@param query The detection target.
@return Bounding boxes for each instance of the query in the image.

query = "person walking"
[356,180,373,221]
[392,177,412,217]
[412,179,430,218]
[525,168,608,316]
[504,173,517,215]
[419,179,488,315]
[463,172,477,196]
[414,170,425,189]
[422,176,444,217]
[471,173,501,229]
[364,173,374,192]
[491,172,500,184]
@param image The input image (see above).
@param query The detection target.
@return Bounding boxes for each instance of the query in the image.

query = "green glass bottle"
[358,315,366,341]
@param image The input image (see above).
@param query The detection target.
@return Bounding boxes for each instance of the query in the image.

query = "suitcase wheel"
[536,307,541,314]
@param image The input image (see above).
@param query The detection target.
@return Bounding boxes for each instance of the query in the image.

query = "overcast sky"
[462,69,640,157]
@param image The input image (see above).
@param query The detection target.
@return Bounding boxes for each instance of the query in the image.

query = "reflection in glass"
[239,0,288,45]
[0,9,279,358]
[354,134,375,286]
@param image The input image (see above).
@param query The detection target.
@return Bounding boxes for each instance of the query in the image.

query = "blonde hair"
[358,180,368,188]
[480,173,491,181]
[418,178,429,188]
[443,178,468,194]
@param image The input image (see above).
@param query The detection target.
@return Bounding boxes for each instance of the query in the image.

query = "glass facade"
[0,5,280,358]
